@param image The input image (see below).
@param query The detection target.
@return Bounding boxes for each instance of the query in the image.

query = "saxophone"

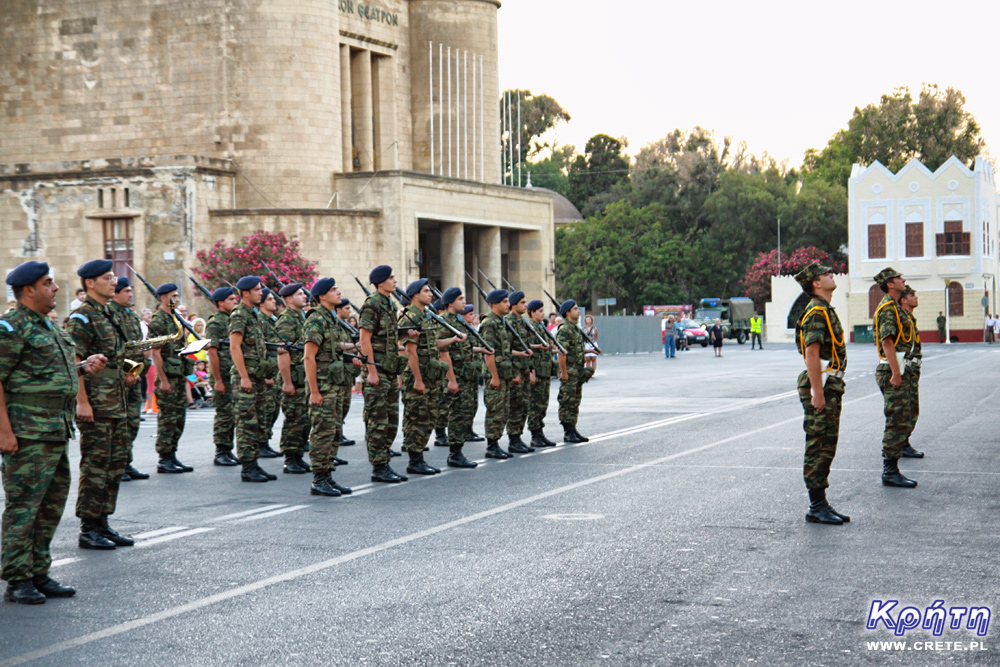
[122,312,185,377]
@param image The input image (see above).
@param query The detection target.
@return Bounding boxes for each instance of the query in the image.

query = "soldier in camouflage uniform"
[230,276,282,483]
[334,299,358,448]
[109,277,151,481]
[504,291,537,454]
[258,288,282,459]
[462,305,486,443]
[275,283,311,474]
[304,278,362,496]
[429,300,449,447]
[526,300,557,448]
[898,285,925,459]
[2,261,106,603]
[872,267,918,489]
[793,262,850,525]
[67,260,136,550]
[149,283,194,474]
[439,288,480,468]
[480,289,515,459]
[556,300,594,443]
[206,286,240,467]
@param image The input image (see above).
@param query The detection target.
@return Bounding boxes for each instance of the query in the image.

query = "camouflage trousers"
[363,371,400,466]
[1,439,70,582]
[527,374,552,432]
[446,369,477,448]
[309,385,346,473]
[558,367,584,426]
[797,371,844,490]
[264,380,282,445]
[401,371,433,454]
[876,366,919,460]
[75,417,128,519]
[279,385,310,457]
[483,377,510,440]
[434,376,449,430]
[233,375,268,462]
[125,382,142,464]
[213,379,235,453]
[154,375,187,456]
[339,382,353,437]
[507,370,532,436]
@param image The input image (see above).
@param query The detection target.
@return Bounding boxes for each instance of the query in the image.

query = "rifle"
[541,321,568,356]
[478,268,499,291]
[396,287,468,339]
[543,289,601,353]
[184,271,214,302]
[258,262,286,308]
[426,282,494,353]
[265,341,304,353]
[501,275,551,349]
[127,264,202,341]
[504,317,531,354]
[344,352,384,370]
[465,272,490,302]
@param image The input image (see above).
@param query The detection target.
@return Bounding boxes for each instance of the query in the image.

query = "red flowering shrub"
[743,247,847,309]
[194,230,318,292]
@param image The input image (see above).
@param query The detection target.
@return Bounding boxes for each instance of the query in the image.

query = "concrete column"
[340,45,353,173]
[475,225,501,311]
[351,49,374,172]
[372,54,396,170]
[508,230,543,297]
[439,222,465,291]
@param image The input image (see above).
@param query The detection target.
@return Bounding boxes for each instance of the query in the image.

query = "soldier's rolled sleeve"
[800,312,828,348]
[0,329,24,382]
[228,309,249,336]
[876,306,899,341]
[358,303,378,332]
[304,317,325,347]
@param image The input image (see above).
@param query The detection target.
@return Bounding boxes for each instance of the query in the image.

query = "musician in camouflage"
[109,277,150,481]
[898,285,924,460]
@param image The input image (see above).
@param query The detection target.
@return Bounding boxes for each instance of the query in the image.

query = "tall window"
[948,281,964,317]
[905,222,923,257]
[868,284,883,318]
[103,219,134,282]
[936,221,970,256]
[868,224,886,259]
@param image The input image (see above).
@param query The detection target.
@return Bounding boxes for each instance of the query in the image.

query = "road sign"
[596,297,617,307]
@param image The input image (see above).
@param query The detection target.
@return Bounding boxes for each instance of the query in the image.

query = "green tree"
[524,144,575,198]
[500,89,571,184]
[566,134,630,215]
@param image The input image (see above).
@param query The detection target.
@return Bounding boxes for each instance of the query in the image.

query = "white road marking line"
[133,526,189,540]
[230,506,307,523]
[209,504,287,522]
[135,527,215,548]
[49,557,81,569]
[350,489,374,496]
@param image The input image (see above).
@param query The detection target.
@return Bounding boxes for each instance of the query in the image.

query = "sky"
[498,0,1000,168]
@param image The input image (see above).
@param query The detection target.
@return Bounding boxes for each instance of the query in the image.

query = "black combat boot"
[98,516,134,547]
[389,448,402,458]
[328,474,353,495]
[340,435,356,446]
[255,460,277,480]
[284,456,309,474]
[214,450,239,467]
[241,460,269,483]
[447,447,478,468]
[434,428,449,446]
[171,455,193,472]
[79,520,117,550]
[901,439,925,458]
[31,574,75,598]
[467,430,485,442]
[125,464,149,480]
[258,444,280,458]
[310,472,341,497]
[333,457,348,466]
[297,455,312,471]
[508,434,534,454]
[882,458,917,487]
[485,439,512,459]
[531,430,556,448]
[805,488,844,525]
[562,423,583,444]
[121,470,131,482]
[407,451,438,475]
[157,456,184,473]
[4,580,46,604]
[571,425,589,442]
[371,464,403,483]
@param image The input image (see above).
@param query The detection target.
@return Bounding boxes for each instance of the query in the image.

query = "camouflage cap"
[873,267,902,284]
[901,285,916,297]
[794,261,832,288]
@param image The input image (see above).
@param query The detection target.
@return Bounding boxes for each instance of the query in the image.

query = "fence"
[589,315,662,355]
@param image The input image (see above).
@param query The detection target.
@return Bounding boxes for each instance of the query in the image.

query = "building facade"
[1,0,556,313]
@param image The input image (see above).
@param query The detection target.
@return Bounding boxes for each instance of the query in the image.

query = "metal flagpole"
[429,41,434,175]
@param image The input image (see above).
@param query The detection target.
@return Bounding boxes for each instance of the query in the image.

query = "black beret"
[509,290,525,305]
[77,259,113,279]
[406,278,429,298]
[440,287,462,306]
[5,261,50,287]
[114,277,131,293]
[278,282,303,297]
[527,299,544,312]
[311,277,337,298]
[235,275,262,291]
[559,299,577,316]
[156,283,178,295]
[462,304,474,315]
[210,286,234,302]
[369,264,392,285]
[486,289,508,305]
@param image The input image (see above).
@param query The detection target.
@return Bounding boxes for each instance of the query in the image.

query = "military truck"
[693,297,755,344]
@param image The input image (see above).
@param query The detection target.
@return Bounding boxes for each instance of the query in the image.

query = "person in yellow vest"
[750,312,763,349]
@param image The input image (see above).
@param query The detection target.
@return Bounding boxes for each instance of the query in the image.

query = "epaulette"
[70,313,89,324]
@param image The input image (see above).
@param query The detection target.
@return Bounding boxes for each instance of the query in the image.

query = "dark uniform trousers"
[154,375,187,456]
[446,365,477,447]
[363,370,399,466]
[402,369,433,454]
[796,372,844,490]
[527,373,551,433]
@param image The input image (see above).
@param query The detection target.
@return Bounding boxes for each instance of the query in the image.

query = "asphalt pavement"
[1,341,998,666]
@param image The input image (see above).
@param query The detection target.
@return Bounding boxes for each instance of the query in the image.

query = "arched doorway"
[787,293,811,331]
[948,281,964,317]
[868,284,883,318]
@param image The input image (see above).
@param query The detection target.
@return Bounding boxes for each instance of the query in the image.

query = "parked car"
[678,319,709,347]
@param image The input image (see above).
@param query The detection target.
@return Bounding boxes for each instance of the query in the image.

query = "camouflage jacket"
[399,304,438,366]
[304,306,350,388]
[275,307,307,386]
[905,310,921,360]
[874,294,914,359]
[440,311,473,366]
[557,320,585,370]
[205,309,233,377]
[527,318,553,377]
[148,307,187,377]
[66,296,127,418]
[505,311,533,373]
[229,303,269,379]
[0,303,79,442]
[799,296,847,371]
[359,292,400,364]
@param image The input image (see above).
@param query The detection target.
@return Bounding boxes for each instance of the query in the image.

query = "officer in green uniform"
[258,288,282,459]
[109,277,150,481]
[936,311,946,343]
[872,267,918,489]
[504,291,537,454]
[334,299,358,448]
[229,276,281,483]
[358,265,414,483]
[462,304,486,443]
[275,282,311,474]
[206,286,240,467]
[480,289,515,459]
[2,261,106,604]
[438,288,480,468]
[794,262,850,525]
[67,260,135,550]
[148,283,194,474]
[556,300,594,443]
[899,286,924,459]
[525,299,557,448]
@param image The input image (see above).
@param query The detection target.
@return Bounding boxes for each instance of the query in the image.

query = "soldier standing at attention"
[480,289,514,459]
[2,261,107,603]
[109,277,151,482]
[794,262,850,525]
[148,283,194,474]
[936,311,946,343]
[334,299,358,448]
[430,299,450,448]
[556,300,594,443]
[258,288,282,459]
[504,291,536,454]
[66,260,136,550]
[525,300,557,448]
[872,268,918,489]
[206,287,240,467]
[439,287,480,468]
[399,279,443,475]
[462,304,486,444]
[230,276,282,483]
[359,265,414,483]
[275,283,311,474]
[898,286,924,459]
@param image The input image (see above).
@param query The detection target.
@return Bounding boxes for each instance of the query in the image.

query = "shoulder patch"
[70,313,90,324]
[0,320,13,332]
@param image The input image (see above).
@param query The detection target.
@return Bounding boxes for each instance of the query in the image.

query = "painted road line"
[209,504,288,522]
[49,557,81,569]
[231,506,308,523]
[135,528,215,548]
[133,527,190,540]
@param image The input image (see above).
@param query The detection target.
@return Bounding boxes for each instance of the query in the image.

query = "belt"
[879,358,921,367]
[827,370,845,380]
[6,393,75,411]
[89,367,121,378]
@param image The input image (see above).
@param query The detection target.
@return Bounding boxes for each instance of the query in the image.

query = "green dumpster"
[853,325,874,343]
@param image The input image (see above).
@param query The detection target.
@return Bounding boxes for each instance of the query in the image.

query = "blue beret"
[5,261,50,287]
[509,290,525,305]
[311,277,337,298]
[114,277,131,293]
[156,283,178,295]
[527,299,544,312]
[486,289,508,305]
[210,286,234,302]
[336,298,351,309]
[278,282,303,297]
[77,259,113,279]
[260,287,273,302]
[559,299,577,316]
[430,300,442,312]
[369,264,392,285]
[235,275,261,291]
[462,304,474,314]
[406,278,429,298]
[440,287,462,305]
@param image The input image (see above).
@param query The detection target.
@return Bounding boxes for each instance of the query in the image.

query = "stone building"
[0,0,556,313]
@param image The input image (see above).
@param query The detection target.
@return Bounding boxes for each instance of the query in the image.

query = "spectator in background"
[710,319,724,357]
[663,315,677,359]
[993,314,1000,344]
[176,304,189,321]
[140,308,153,338]
[5,299,16,313]
[583,314,598,373]
[188,317,208,362]
[70,288,86,312]
[547,313,558,332]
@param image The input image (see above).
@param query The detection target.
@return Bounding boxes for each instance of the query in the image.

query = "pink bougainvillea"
[743,247,847,309]
[193,230,318,294]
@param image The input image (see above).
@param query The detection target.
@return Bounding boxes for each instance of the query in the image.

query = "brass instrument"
[122,313,185,377]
